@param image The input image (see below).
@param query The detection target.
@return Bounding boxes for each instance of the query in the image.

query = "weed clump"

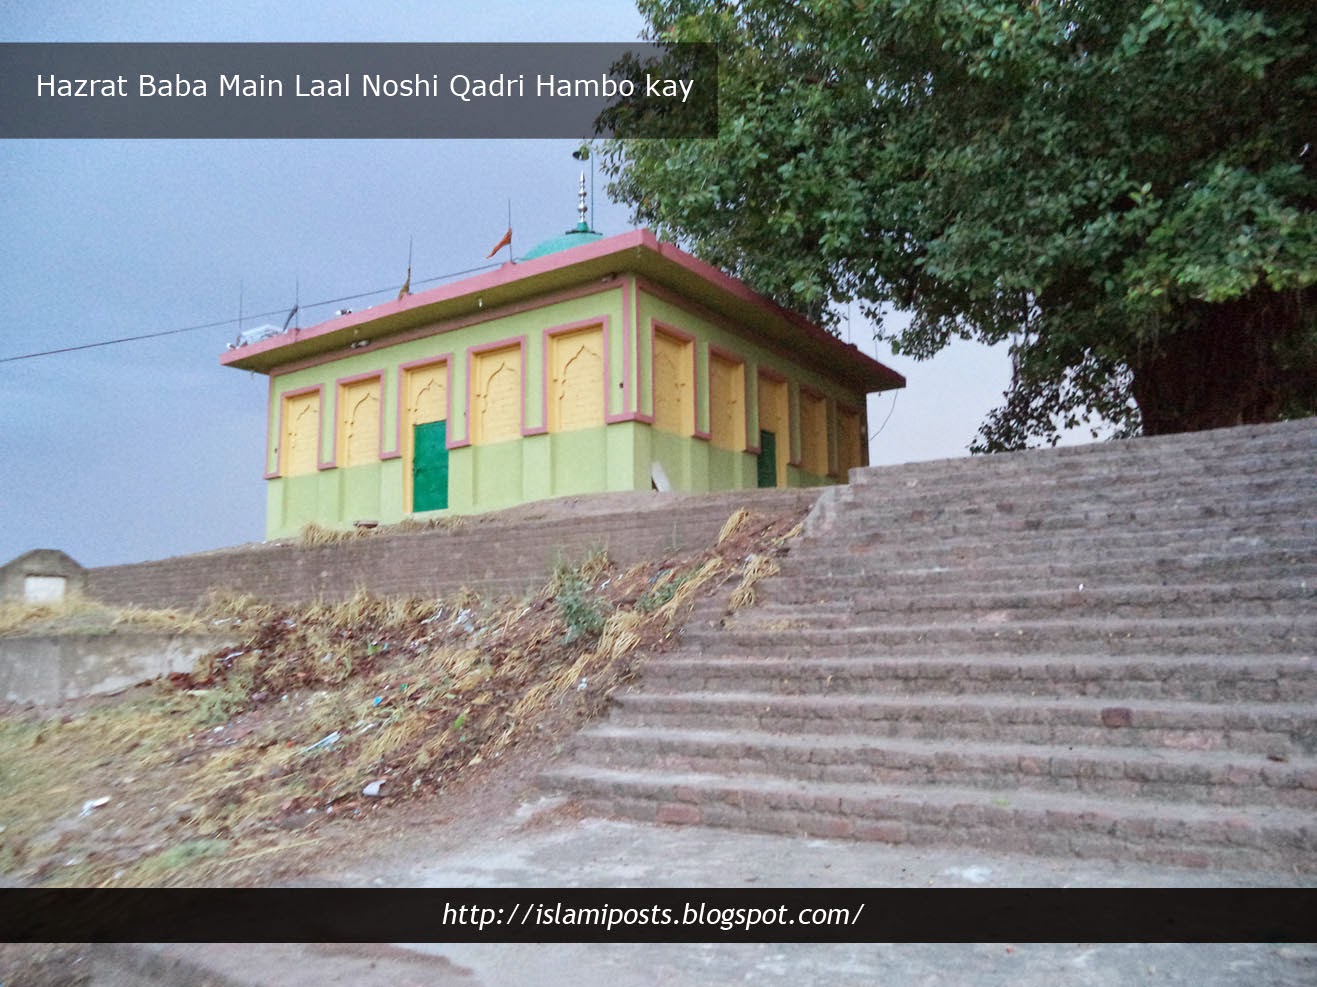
[552,553,611,643]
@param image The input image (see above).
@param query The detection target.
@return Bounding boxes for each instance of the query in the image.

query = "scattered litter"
[421,609,445,624]
[577,678,589,692]
[79,797,110,818]
[223,650,246,661]
[372,696,384,706]
[363,780,384,797]
[301,731,341,754]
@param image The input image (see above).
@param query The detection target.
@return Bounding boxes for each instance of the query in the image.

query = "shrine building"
[221,193,905,539]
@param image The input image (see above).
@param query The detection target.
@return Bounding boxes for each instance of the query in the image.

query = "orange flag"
[486,228,512,258]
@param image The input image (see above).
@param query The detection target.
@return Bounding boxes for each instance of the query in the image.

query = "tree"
[604,0,1316,450]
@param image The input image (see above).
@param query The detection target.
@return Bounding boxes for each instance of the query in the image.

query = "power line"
[0,260,504,365]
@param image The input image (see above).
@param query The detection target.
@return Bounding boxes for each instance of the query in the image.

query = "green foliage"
[552,557,610,643]
[608,0,1316,447]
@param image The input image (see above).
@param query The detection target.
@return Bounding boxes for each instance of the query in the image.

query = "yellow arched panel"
[406,363,448,426]
[339,378,381,467]
[281,391,320,476]
[708,352,746,452]
[549,327,604,432]
[653,330,694,436]
[473,345,522,445]
[801,392,829,476]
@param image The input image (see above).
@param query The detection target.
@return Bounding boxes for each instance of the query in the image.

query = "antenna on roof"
[398,236,413,300]
[229,281,245,349]
[283,276,300,333]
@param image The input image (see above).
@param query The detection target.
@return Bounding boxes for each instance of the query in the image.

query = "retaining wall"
[85,488,822,610]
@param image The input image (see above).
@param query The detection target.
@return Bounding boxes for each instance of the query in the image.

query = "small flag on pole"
[486,227,512,259]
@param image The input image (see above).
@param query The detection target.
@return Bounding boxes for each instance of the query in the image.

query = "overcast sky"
[0,1,1017,568]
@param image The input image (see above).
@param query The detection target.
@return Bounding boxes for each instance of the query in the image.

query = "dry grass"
[717,507,752,545]
[298,522,369,548]
[0,596,208,638]
[391,514,468,534]
[729,554,782,611]
[0,506,807,888]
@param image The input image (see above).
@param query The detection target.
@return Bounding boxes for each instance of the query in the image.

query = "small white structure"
[0,549,86,604]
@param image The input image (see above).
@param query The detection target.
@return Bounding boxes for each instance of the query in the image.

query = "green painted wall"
[261,274,867,539]
[636,287,869,481]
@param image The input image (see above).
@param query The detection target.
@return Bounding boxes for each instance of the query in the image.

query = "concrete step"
[846,420,1315,487]
[567,726,1317,809]
[678,615,1317,657]
[842,453,1315,506]
[840,467,1316,521]
[543,763,1317,872]
[636,654,1317,703]
[730,580,1316,624]
[797,525,1315,571]
[764,554,1317,599]
[607,692,1316,757]
[806,498,1317,547]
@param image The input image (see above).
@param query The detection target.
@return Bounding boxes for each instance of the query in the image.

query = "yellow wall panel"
[473,345,522,445]
[281,391,320,476]
[406,363,448,426]
[653,330,694,436]
[339,378,381,467]
[549,326,604,433]
[708,352,746,452]
[801,392,829,476]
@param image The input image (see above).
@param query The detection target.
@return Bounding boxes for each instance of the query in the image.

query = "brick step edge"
[540,765,1317,872]
[566,726,1317,808]
[763,559,1317,594]
[636,655,1317,702]
[735,582,1316,617]
[608,693,1315,755]
[679,615,1317,653]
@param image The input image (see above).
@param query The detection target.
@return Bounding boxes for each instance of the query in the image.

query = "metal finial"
[577,172,589,229]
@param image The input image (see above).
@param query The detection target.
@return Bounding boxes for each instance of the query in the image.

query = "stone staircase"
[542,418,1317,871]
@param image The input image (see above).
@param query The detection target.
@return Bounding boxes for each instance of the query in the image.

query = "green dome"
[522,221,603,260]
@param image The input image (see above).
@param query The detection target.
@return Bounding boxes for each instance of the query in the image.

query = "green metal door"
[413,420,449,511]
[757,429,777,488]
